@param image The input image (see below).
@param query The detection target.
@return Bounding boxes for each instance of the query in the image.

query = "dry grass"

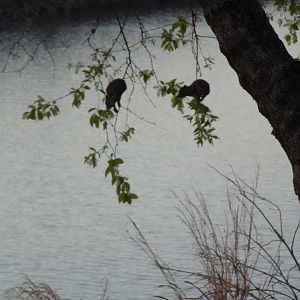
[3,279,65,300]
[3,278,109,300]
[130,168,300,299]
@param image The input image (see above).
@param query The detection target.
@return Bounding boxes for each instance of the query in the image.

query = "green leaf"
[139,69,154,83]
[111,174,117,185]
[116,183,121,196]
[129,193,139,200]
[118,193,127,203]
[102,121,108,130]
[72,94,80,108]
[37,111,43,120]
[110,158,124,167]
[91,154,97,167]
[171,96,184,113]
[28,110,36,120]
[122,182,130,193]
[105,166,111,178]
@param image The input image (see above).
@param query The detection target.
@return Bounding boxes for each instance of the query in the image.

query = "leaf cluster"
[84,147,101,168]
[184,99,219,146]
[156,79,219,146]
[155,79,182,96]
[138,69,154,84]
[120,127,135,142]
[161,15,189,51]
[273,0,300,45]
[84,149,138,204]
[22,12,220,204]
[23,96,60,120]
[71,87,89,108]
[171,96,184,113]
[89,108,114,130]
[105,158,138,204]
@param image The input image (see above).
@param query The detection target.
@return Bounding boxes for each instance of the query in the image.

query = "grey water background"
[0,3,299,299]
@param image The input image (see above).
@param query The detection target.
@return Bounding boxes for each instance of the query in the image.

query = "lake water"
[0,4,299,299]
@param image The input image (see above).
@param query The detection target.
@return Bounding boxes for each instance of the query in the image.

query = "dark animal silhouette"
[178,79,210,102]
[105,78,127,113]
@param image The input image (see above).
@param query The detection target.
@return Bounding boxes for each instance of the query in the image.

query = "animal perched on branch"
[105,78,127,113]
[178,79,210,102]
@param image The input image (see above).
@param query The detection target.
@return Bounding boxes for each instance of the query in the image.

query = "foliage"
[271,0,300,45]
[184,99,218,146]
[105,157,138,204]
[156,80,219,146]
[88,109,114,130]
[24,46,139,204]
[23,96,59,121]
[22,10,219,204]
[120,127,135,142]
[21,0,300,203]
[160,15,189,51]
[138,69,154,83]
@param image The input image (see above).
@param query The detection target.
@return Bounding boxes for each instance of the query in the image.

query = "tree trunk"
[200,0,300,202]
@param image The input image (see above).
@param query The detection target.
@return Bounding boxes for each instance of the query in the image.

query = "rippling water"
[0,5,299,299]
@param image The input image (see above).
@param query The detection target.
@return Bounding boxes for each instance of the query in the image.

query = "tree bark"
[200,0,300,201]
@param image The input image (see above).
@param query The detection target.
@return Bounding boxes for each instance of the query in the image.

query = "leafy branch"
[23,96,60,120]
[22,9,219,204]
[156,80,219,146]
[105,157,138,204]
[161,14,190,51]
[272,0,300,45]
[184,99,219,146]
